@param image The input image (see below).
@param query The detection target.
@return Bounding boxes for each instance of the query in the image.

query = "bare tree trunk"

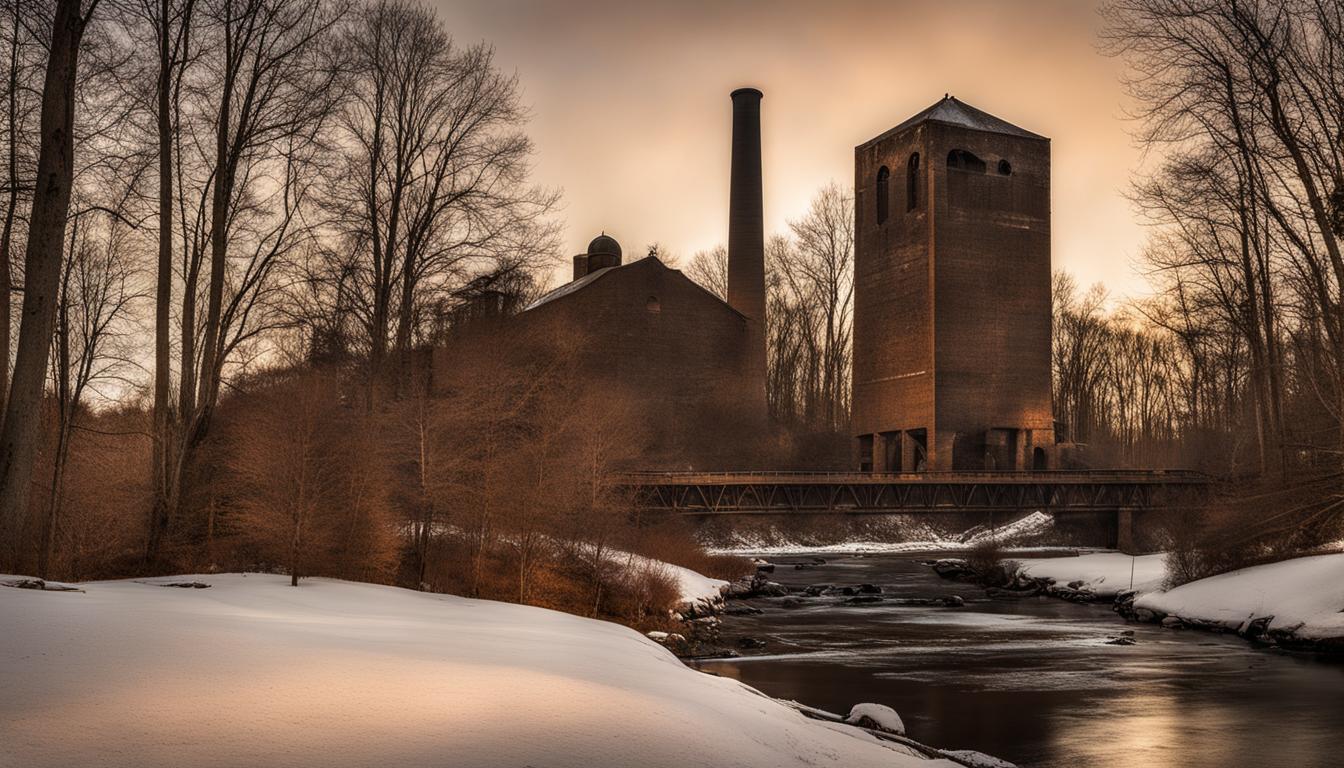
[0,0,21,418]
[39,236,75,579]
[195,65,231,441]
[0,0,90,564]
[148,0,177,564]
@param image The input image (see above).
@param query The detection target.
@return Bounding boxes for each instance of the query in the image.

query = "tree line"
[0,0,750,619]
[1,0,1339,591]
[687,182,854,465]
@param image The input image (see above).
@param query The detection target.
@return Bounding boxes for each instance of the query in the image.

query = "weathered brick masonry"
[852,96,1054,471]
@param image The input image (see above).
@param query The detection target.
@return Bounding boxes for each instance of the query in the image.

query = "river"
[690,552,1344,768]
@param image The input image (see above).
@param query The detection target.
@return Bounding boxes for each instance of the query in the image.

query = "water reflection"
[694,553,1344,768]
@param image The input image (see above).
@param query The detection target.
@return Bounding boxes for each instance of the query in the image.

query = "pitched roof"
[863,95,1046,146]
[524,265,617,311]
[522,256,747,320]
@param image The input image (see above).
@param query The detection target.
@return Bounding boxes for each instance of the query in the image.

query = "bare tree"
[0,0,43,415]
[152,0,344,562]
[1104,0,1344,472]
[40,208,143,576]
[762,184,855,433]
[322,0,556,404]
[0,0,100,566]
[686,244,727,300]
[786,183,853,429]
[224,367,396,586]
[136,0,196,563]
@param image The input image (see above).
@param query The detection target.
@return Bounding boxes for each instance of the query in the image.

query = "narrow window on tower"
[876,166,890,225]
[907,153,920,211]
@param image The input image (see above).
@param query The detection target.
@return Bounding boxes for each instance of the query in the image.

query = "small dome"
[587,233,622,259]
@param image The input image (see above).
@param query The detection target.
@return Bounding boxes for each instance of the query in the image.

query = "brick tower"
[851,96,1054,472]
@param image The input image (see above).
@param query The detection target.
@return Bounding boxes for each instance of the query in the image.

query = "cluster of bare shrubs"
[1161,473,1344,588]
[964,538,1018,587]
[0,404,151,582]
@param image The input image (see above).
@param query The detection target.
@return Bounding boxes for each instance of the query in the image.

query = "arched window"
[875,166,890,225]
[947,149,986,173]
[997,159,1013,176]
[906,153,920,211]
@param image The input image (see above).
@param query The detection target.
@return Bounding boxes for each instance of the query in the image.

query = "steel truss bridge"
[623,470,1212,515]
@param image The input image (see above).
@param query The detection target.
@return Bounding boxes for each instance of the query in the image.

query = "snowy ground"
[0,573,967,768]
[1015,551,1344,644]
[712,511,1060,556]
[1134,554,1344,641]
[1017,552,1168,597]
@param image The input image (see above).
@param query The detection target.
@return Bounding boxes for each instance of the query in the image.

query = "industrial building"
[432,89,1057,473]
[431,89,770,467]
[851,96,1055,472]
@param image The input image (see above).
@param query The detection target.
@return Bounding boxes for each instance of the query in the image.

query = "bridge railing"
[621,469,1213,485]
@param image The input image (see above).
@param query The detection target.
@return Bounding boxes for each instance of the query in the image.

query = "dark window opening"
[907,428,928,472]
[645,295,661,313]
[947,149,986,173]
[997,159,1012,175]
[906,153,920,211]
[1032,447,1048,471]
[880,431,901,472]
[858,434,874,472]
[875,166,890,225]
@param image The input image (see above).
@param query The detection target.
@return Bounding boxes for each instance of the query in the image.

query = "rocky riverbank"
[657,557,970,659]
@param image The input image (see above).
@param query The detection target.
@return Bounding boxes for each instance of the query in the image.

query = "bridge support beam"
[1116,507,1138,554]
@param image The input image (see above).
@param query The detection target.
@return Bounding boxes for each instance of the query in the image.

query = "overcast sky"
[429,0,1152,298]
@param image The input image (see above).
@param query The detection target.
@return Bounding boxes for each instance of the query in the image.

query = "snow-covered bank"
[1017,552,1168,597]
[710,511,1059,556]
[1004,551,1344,649]
[0,573,972,768]
[613,550,728,616]
[1132,554,1344,644]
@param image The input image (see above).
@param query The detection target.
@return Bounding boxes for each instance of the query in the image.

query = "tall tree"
[0,0,99,566]
[323,0,555,404]
[156,0,342,561]
[141,0,196,562]
[0,0,40,415]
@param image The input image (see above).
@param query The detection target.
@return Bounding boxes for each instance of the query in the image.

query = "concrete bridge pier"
[1115,507,1138,555]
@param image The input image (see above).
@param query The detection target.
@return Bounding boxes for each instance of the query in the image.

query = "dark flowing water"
[690,552,1344,768]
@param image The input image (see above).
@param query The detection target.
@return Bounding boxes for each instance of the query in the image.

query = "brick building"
[520,235,762,465]
[851,96,1054,472]
[432,89,771,468]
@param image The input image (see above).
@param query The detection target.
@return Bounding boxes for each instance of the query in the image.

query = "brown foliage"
[1162,472,1344,587]
[216,368,398,585]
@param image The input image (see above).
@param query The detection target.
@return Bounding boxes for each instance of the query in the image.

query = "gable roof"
[524,265,617,311]
[862,95,1046,147]
[523,256,746,320]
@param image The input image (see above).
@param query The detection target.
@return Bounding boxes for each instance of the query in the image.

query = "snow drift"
[710,511,1058,556]
[1133,553,1344,641]
[1017,552,1168,597]
[0,573,961,768]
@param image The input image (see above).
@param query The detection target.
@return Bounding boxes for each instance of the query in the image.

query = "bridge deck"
[624,470,1211,514]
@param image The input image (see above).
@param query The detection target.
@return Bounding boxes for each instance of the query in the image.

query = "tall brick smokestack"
[728,87,767,415]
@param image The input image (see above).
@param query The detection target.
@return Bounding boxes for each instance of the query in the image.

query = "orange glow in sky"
[434,0,1151,297]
